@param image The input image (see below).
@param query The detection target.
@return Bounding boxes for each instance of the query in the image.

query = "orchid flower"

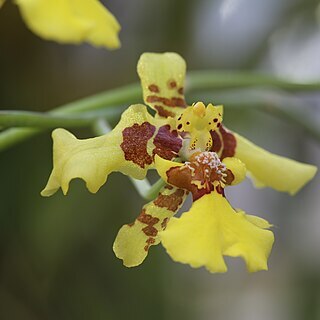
[42,52,317,273]
[1,0,120,49]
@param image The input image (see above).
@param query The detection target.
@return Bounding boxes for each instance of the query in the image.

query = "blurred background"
[0,0,320,319]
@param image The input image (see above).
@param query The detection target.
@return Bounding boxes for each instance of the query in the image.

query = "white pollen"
[195,151,226,172]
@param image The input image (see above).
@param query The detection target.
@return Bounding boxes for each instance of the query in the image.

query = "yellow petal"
[41,105,157,196]
[240,212,273,229]
[160,192,274,273]
[137,52,187,118]
[234,132,317,195]
[15,0,120,49]
[222,157,246,185]
[113,186,187,267]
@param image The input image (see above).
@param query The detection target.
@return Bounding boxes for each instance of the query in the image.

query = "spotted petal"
[137,52,187,118]
[234,132,317,195]
[15,0,120,49]
[160,191,274,273]
[113,185,187,267]
[42,105,182,196]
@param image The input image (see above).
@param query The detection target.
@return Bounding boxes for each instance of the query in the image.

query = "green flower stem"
[93,119,164,200]
[1,72,320,151]
[52,83,141,115]
[0,127,42,151]
[187,71,320,91]
[144,178,167,201]
[0,108,124,128]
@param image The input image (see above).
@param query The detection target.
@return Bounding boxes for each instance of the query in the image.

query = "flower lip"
[162,151,233,200]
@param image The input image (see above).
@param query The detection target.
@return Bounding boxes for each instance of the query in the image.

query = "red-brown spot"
[148,84,160,93]
[146,95,186,108]
[153,125,182,160]
[137,209,160,237]
[178,87,184,95]
[161,218,169,229]
[154,105,175,118]
[121,122,156,168]
[144,237,156,251]
[168,80,177,89]
[216,184,225,197]
[153,189,185,212]
[219,125,237,159]
[210,130,222,153]
[225,169,235,185]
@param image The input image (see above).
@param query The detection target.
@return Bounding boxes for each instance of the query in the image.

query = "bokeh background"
[0,0,320,319]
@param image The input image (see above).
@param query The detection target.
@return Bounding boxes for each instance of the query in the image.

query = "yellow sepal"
[113,186,187,267]
[160,192,274,273]
[114,222,152,267]
[234,132,317,195]
[137,52,187,117]
[15,0,120,49]
[41,105,155,196]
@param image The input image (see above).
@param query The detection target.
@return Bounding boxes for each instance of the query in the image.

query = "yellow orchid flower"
[42,52,317,273]
[2,0,120,49]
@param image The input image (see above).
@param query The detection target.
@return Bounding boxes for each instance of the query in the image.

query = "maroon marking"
[137,209,160,237]
[154,105,175,118]
[168,80,177,89]
[153,189,185,212]
[213,118,218,122]
[121,122,156,168]
[146,95,186,108]
[210,130,222,153]
[144,237,156,251]
[225,169,235,185]
[219,125,237,159]
[178,87,184,95]
[148,84,160,93]
[165,185,173,190]
[153,125,182,160]
[216,185,225,197]
[171,97,186,107]
[161,218,169,229]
